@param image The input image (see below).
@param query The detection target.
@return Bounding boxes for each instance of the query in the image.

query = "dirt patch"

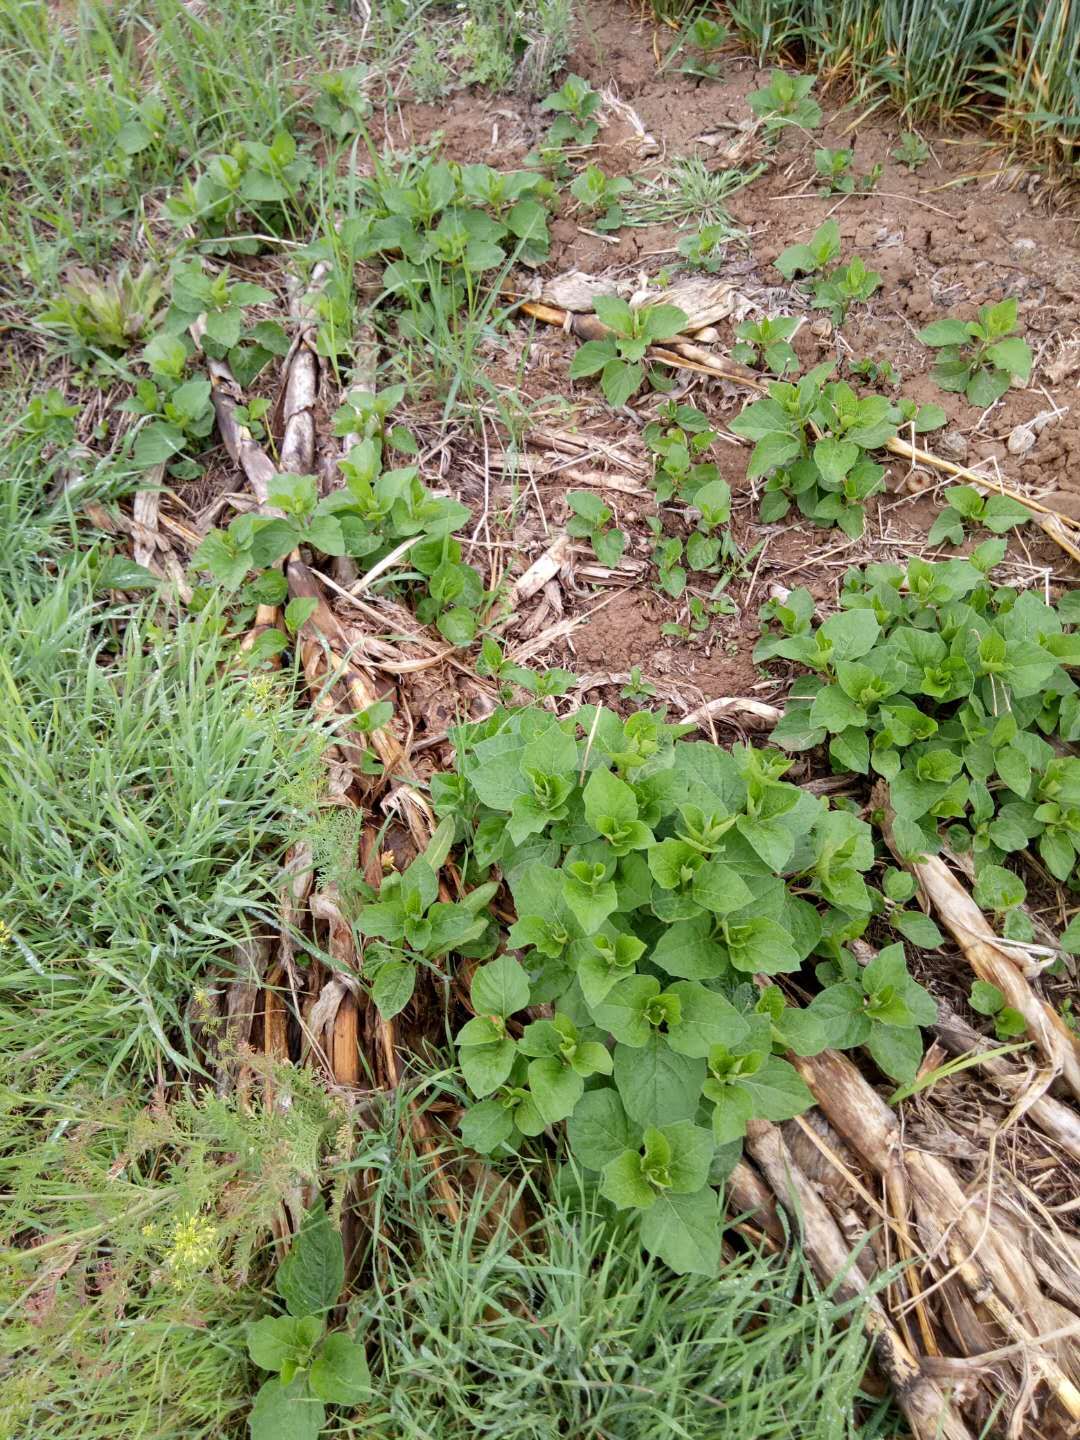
[370,0,1080,715]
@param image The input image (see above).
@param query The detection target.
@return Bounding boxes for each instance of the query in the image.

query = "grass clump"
[0,503,324,1087]
[354,1167,891,1439]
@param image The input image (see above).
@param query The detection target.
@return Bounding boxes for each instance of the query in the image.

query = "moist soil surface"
[375,0,1080,708]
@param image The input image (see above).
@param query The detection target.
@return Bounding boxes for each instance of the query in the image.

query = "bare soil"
[376,0,1080,707]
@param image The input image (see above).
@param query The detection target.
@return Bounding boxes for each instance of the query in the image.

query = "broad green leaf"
[460,1038,517,1096]
[460,1099,515,1153]
[569,338,616,378]
[583,767,638,829]
[966,365,1010,408]
[866,1022,923,1084]
[709,1083,756,1144]
[650,917,729,980]
[133,420,186,467]
[639,1186,722,1276]
[747,430,802,479]
[661,1120,715,1193]
[247,1315,323,1373]
[985,336,1031,382]
[472,954,530,1018]
[969,980,1005,1016]
[972,864,1025,912]
[691,860,754,915]
[308,1332,372,1405]
[601,357,643,408]
[205,307,243,349]
[640,303,688,342]
[567,1087,638,1169]
[593,294,635,334]
[370,959,416,1020]
[736,814,797,871]
[591,974,659,1047]
[248,1377,325,1440]
[275,1202,344,1318]
[725,917,801,975]
[600,1148,656,1209]
[665,981,747,1058]
[613,1033,705,1127]
[892,911,943,949]
[918,318,970,346]
[528,1057,584,1124]
[737,1054,814,1121]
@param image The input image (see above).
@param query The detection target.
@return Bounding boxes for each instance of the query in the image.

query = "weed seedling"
[774,219,841,280]
[569,296,687,407]
[775,223,881,325]
[748,71,821,133]
[310,66,372,138]
[814,147,881,195]
[624,156,762,228]
[569,164,632,231]
[247,1202,371,1437]
[164,130,313,253]
[928,484,1031,546]
[731,366,896,536]
[811,255,882,324]
[443,708,939,1270]
[39,263,164,360]
[849,356,899,388]
[892,131,930,169]
[919,298,1032,407]
[566,491,626,567]
[407,34,453,101]
[667,15,729,78]
[620,667,657,701]
[731,315,800,375]
[969,981,1026,1040]
[652,532,687,598]
[644,401,720,502]
[539,73,602,168]
[676,221,739,272]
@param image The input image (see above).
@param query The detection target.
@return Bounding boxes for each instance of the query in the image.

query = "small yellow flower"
[163,1212,218,1289]
[0,920,12,949]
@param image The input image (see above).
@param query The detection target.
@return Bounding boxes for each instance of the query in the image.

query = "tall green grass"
[0,445,326,1091]
[723,0,1080,173]
[347,1163,896,1440]
[1,1060,898,1440]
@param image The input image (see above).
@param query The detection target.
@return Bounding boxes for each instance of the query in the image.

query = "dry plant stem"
[876,791,1080,1103]
[682,695,783,729]
[726,1158,785,1243]
[278,264,328,476]
[931,999,1080,1163]
[286,559,435,847]
[509,533,573,606]
[745,1118,975,1440]
[191,317,278,507]
[190,317,284,642]
[791,1046,1080,1423]
[131,472,164,568]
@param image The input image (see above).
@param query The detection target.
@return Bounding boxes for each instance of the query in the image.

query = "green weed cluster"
[427,707,938,1271]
